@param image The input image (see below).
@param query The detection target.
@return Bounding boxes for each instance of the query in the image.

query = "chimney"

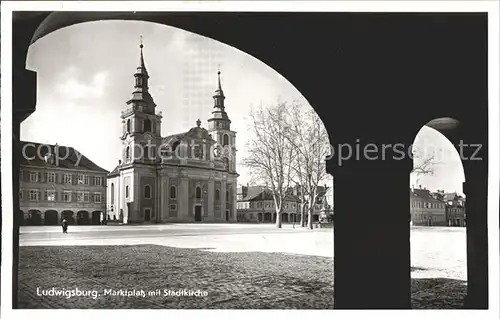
[119,159,122,165]
[419,184,422,189]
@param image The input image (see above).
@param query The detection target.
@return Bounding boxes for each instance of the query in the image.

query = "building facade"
[19,141,108,225]
[443,192,466,227]
[409,187,447,226]
[107,43,238,224]
[236,185,329,223]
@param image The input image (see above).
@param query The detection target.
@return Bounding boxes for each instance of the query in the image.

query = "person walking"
[62,218,68,234]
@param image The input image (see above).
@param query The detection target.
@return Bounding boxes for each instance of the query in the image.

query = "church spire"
[138,35,147,75]
[207,68,231,131]
[125,37,156,113]
[213,68,225,107]
[135,36,149,87]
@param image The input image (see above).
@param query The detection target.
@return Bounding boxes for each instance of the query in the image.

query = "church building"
[107,42,238,224]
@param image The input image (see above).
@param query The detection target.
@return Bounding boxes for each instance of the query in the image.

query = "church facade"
[107,43,238,224]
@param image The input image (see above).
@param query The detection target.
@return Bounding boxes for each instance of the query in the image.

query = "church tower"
[207,70,237,172]
[120,39,162,164]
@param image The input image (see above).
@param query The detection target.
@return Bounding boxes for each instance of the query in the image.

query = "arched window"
[172,141,180,157]
[196,186,202,199]
[223,134,229,146]
[125,146,130,161]
[126,119,131,132]
[170,186,176,199]
[226,190,230,202]
[111,183,114,202]
[144,119,152,132]
[215,189,220,201]
[144,185,151,199]
[125,185,129,198]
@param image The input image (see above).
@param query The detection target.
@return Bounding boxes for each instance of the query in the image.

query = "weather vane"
[140,35,143,48]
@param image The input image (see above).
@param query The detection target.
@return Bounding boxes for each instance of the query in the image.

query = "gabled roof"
[20,141,108,173]
[410,188,444,203]
[239,186,300,202]
[240,186,266,201]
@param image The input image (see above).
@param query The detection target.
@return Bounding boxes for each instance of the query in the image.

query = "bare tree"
[411,146,440,187]
[284,102,331,230]
[242,102,295,228]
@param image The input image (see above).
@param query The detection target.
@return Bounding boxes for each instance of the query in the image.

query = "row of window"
[411,201,445,209]
[448,208,464,214]
[22,171,103,186]
[21,189,103,203]
[111,183,231,201]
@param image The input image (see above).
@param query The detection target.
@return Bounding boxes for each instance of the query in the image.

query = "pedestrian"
[62,218,68,234]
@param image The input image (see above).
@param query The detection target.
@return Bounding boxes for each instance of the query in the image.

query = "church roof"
[20,141,108,173]
[108,164,121,177]
[163,119,215,143]
[186,126,212,140]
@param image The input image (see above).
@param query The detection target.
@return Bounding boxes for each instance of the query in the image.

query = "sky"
[22,20,464,200]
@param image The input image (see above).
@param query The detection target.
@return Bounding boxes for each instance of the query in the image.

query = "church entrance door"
[225,210,229,221]
[194,205,202,221]
[145,209,151,222]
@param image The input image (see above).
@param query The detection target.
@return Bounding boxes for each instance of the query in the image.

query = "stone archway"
[92,211,102,225]
[44,210,58,225]
[264,212,272,223]
[27,210,42,226]
[61,210,75,225]
[282,213,289,223]
[77,211,90,225]
[12,11,489,310]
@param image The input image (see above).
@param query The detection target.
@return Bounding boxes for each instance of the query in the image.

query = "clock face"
[223,147,230,158]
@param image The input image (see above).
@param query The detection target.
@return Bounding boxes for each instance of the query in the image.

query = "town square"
[18,224,466,309]
[7,7,493,311]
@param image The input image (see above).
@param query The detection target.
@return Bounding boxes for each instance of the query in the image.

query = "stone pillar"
[331,156,412,309]
[221,181,227,221]
[163,177,169,221]
[232,178,238,221]
[463,178,488,308]
[208,178,215,221]
[180,177,190,220]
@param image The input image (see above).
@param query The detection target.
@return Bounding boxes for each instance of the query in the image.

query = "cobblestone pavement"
[19,245,334,309]
[18,226,468,309]
[19,245,466,309]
